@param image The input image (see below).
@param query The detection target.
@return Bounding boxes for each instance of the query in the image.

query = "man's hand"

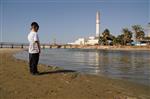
[35,41,41,54]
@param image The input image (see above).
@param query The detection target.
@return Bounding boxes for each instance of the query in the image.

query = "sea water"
[15,49,150,86]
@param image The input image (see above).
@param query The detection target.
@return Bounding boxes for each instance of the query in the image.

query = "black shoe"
[31,72,40,75]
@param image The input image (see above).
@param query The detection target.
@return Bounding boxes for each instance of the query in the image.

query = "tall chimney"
[96,11,100,37]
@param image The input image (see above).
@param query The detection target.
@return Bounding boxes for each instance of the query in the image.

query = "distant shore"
[1,42,150,50]
[0,48,150,99]
[73,45,150,51]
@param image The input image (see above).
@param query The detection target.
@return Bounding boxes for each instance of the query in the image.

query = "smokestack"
[96,11,100,37]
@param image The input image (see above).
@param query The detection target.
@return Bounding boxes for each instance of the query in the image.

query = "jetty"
[1,42,150,50]
[0,42,82,49]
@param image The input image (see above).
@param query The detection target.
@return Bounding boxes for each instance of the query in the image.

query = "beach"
[0,49,150,99]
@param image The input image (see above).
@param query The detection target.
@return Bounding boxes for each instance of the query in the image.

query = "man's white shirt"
[28,31,40,53]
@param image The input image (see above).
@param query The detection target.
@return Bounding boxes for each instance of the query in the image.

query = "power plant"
[68,11,100,45]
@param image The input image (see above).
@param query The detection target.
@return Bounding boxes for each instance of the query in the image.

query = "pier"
[1,42,150,50]
[0,42,82,49]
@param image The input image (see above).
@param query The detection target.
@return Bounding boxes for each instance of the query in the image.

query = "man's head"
[31,22,39,32]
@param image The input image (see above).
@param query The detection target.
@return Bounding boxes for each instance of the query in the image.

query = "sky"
[0,0,149,44]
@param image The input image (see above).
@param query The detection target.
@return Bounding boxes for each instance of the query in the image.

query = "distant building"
[145,23,150,37]
[68,38,85,45]
[68,11,100,45]
[85,36,99,45]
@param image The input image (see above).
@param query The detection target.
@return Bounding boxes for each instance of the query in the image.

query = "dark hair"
[31,22,39,31]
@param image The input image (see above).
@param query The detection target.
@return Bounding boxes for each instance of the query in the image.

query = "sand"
[0,48,150,99]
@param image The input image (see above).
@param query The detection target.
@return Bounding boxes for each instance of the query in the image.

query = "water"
[14,49,150,86]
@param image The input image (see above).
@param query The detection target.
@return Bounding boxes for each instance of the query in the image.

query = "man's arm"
[35,41,41,53]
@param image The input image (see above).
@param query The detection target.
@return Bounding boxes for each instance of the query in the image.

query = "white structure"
[68,38,85,45]
[96,11,100,37]
[68,11,100,45]
[144,23,150,37]
[85,36,99,45]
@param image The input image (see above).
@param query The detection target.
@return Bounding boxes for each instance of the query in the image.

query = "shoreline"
[1,45,150,51]
[0,48,150,99]
[75,45,150,51]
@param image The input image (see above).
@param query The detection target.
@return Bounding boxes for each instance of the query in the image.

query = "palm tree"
[132,25,145,41]
[102,29,110,39]
[114,34,124,45]
[122,28,133,45]
[98,36,105,45]
[137,30,145,41]
[102,29,110,45]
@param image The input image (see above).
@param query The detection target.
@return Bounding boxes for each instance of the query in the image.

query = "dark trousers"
[29,53,39,74]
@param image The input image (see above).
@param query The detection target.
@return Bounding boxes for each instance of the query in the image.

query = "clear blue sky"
[0,0,149,44]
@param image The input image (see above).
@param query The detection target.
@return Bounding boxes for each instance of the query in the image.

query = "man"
[28,22,41,75]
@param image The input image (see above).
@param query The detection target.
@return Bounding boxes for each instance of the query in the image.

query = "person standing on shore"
[27,22,41,75]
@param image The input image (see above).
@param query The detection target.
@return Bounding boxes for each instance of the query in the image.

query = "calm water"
[15,49,150,86]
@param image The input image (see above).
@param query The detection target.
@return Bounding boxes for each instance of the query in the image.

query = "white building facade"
[68,38,85,45]
[143,23,150,37]
[85,36,99,45]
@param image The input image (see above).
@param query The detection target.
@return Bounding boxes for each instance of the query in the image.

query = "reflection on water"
[15,49,150,86]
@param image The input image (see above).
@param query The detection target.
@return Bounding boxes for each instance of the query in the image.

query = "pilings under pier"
[0,42,80,49]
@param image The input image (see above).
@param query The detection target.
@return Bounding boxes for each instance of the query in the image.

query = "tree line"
[98,25,150,45]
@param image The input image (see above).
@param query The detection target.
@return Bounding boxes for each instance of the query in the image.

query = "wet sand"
[0,49,150,99]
